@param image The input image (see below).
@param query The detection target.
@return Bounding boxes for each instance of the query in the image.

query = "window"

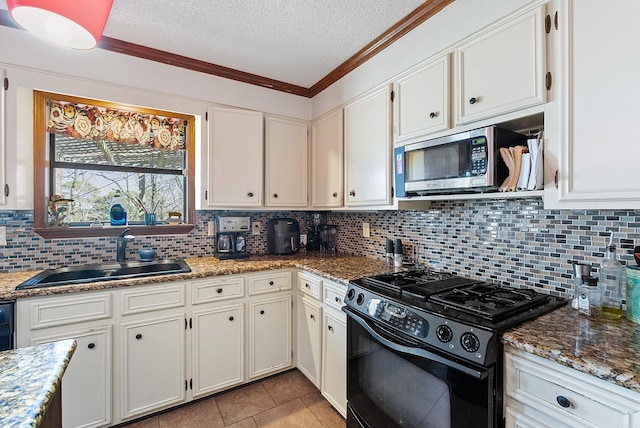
[33,91,195,238]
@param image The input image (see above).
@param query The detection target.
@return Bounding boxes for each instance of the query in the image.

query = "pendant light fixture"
[6,0,114,49]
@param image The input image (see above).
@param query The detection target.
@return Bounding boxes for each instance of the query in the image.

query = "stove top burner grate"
[430,284,549,320]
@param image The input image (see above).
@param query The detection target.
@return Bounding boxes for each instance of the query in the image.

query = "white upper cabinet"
[344,84,393,206]
[394,54,451,143]
[207,106,263,207]
[0,68,6,207]
[311,108,344,208]
[454,5,546,125]
[264,115,308,207]
[544,0,640,209]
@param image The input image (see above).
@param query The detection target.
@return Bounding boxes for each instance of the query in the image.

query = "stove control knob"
[347,289,356,301]
[461,332,480,353]
[435,325,453,343]
[356,293,365,306]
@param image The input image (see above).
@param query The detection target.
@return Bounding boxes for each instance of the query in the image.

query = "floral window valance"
[46,100,186,150]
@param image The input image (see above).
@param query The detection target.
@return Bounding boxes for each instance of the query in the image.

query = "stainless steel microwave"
[394,126,527,196]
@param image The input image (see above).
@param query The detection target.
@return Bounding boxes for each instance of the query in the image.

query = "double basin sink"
[16,259,191,290]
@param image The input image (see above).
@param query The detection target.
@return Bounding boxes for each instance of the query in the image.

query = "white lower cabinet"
[191,303,244,397]
[296,295,322,387]
[17,292,114,428]
[505,347,640,427]
[321,307,347,418]
[120,313,186,419]
[249,295,292,379]
[31,326,112,428]
[321,279,347,418]
[14,269,302,426]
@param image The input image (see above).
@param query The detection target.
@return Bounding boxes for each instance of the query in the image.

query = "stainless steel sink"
[16,259,191,290]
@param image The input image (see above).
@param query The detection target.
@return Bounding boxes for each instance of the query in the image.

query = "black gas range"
[345,269,566,367]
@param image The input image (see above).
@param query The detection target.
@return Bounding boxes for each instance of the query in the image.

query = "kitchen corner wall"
[1,198,638,299]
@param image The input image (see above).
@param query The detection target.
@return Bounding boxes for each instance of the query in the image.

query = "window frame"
[33,90,196,239]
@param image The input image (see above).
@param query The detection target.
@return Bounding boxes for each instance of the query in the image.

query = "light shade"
[7,0,114,49]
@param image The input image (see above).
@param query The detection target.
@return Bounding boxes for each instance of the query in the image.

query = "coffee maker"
[214,216,251,260]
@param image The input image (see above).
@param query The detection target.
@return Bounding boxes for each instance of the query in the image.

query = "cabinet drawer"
[121,283,185,316]
[323,281,346,311]
[248,270,292,295]
[505,349,640,427]
[297,272,322,300]
[191,276,245,305]
[28,293,112,330]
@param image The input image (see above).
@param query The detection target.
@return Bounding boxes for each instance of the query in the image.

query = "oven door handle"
[344,307,488,380]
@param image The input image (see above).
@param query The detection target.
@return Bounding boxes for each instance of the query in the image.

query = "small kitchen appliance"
[267,218,300,255]
[394,125,527,196]
[344,269,566,428]
[214,216,250,260]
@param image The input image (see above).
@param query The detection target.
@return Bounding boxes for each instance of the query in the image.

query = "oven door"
[344,307,496,428]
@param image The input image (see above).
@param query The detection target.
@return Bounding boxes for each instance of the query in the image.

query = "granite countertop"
[503,305,640,393]
[0,253,394,300]
[3,254,639,397]
[0,339,76,427]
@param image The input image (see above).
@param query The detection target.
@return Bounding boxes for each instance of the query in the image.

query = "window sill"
[35,224,195,239]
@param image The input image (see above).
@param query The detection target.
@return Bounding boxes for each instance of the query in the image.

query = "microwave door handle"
[291,236,297,251]
[342,307,488,380]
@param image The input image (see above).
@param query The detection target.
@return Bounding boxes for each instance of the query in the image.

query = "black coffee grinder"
[307,213,322,251]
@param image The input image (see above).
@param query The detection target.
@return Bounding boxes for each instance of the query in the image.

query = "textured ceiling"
[0,0,426,88]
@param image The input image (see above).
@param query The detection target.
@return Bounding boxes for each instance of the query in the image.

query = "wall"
[2,199,638,302]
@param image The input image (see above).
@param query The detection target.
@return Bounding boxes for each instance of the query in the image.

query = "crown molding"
[0,1,453,98]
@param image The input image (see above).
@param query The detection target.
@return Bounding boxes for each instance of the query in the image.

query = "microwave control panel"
[471,137,488,176]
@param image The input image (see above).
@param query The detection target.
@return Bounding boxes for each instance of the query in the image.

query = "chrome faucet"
[116,228,135,263]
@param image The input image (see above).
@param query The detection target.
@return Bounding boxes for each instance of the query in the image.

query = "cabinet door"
[32,326,112,428]
[394,54,451,143]
[264,115,308,207]
[121,313,186,419]
[207,106,263,207]
[0,68,5,207]
[344,84,393,206]
[296,296,322,388]
[249,295,291,379]
[321,308,346,417]
[192,303,244,397]
[544,0,640,209]
[454,5,546,125]
[310,109,343,208]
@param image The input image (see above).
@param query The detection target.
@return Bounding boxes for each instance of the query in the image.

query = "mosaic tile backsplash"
[1,197,638,299]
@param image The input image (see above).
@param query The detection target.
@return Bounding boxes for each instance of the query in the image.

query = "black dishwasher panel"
[0,301,15,351]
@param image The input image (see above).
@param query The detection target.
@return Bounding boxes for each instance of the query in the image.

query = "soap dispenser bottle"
[109,192,127,226]
[600,233,623,319]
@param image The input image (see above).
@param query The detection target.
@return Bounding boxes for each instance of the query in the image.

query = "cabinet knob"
[556,395,571,408]
[260,310,265,315]
[247,192,254,197]
[469,97,478,105]
[273,193,278,198]
[87,343,96,349]
[429,111,436,119]
[305,283,310,288]
[332,192,338,198]
[328,325,334,332]
[349,190,356,197]
[310,314,315,320]
[229,316,234,321]
[217,288,223,294]
[269,281,274,286]
[335,297,340,303]
[135,333,142,340]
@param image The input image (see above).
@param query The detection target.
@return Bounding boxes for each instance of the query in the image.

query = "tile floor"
[120,369,346,428]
